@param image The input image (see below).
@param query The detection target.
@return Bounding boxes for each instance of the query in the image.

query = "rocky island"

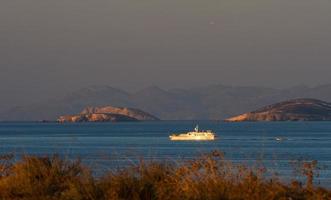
[225,99,331,122]
[57,106,159,122]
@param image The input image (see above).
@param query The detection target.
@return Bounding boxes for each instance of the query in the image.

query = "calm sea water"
[0,121,330,187]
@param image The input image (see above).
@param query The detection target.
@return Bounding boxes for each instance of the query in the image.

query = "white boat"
[275,137,287,141]
[169,125,216,141]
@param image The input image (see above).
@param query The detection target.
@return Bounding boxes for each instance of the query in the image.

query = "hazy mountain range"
[2,84,331,121]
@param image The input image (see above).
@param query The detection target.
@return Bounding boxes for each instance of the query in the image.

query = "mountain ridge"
[58,105,159,123]
[2,84,331,121]
[225,98,331,122]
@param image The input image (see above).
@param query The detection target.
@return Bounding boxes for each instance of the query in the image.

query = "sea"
[0,121,330,187]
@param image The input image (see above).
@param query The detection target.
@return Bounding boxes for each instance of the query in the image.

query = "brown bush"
[0,152,329,200]
[0,155,102,200]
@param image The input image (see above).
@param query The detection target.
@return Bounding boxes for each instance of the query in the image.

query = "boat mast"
[195,125,199,132]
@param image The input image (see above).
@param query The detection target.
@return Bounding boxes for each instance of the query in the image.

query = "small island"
[57,105,159,122]
[225,98,331,122]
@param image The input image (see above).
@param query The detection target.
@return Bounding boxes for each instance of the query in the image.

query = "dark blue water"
[0,121,330,187]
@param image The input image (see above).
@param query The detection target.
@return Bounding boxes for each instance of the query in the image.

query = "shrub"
[0,152,329,200]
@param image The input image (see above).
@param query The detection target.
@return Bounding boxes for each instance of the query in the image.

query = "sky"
[1,0,331,108]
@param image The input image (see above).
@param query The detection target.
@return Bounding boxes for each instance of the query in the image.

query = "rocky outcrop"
[57,113,138,123]
[225,99,331,122]
[80,106,159,121]
[57,105,159,123]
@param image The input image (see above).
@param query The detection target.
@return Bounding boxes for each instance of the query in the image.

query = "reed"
[0,151,329,200]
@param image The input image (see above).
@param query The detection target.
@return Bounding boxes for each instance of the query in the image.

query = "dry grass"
[0,151,330,200]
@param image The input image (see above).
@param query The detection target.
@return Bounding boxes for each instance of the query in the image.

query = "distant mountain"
[2,84,331,121]
[225,99,331,122]
[131,86,208,120]
[58,105,159,123]
[0,86,132,121]
[58,113,139,123]
[79,105,159,121]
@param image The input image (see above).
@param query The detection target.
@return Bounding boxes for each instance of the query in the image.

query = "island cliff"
[57,106,159,122]
[225,99,331,122]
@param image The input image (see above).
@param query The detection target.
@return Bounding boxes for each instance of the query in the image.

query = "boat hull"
[169,135,215,141]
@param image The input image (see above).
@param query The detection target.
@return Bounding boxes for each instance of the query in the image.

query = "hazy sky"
[1,0,331,107]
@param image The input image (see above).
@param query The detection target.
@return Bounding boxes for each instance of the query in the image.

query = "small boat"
[275,137,286,141]
[169,125,216,141]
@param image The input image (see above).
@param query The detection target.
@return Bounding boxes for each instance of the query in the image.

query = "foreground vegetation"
[0,152,330,200]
